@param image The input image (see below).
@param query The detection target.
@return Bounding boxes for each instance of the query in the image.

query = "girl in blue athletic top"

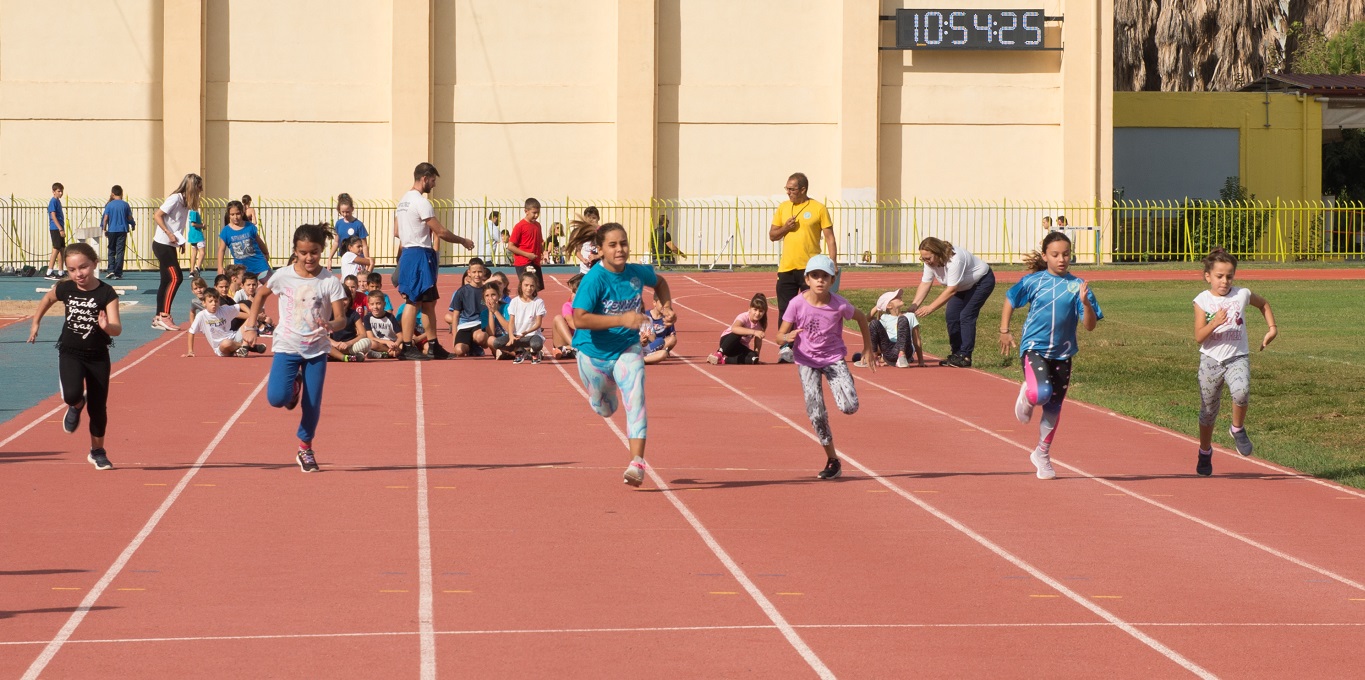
[999,231,1102,480]
[572,222,674,487]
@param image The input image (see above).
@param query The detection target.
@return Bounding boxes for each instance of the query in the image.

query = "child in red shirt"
[509,197,545,290]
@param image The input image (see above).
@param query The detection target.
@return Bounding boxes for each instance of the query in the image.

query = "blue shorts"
[644,335,667,353]
[397,247,439,303]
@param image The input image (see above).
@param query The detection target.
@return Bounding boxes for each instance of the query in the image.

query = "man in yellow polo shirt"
[769,171,838,363]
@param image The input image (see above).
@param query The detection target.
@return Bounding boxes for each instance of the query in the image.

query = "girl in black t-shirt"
[28,243,123,470]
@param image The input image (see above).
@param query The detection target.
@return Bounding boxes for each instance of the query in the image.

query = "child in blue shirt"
[217,200,272,278]
[100,185,135,280]
[641,298,677,364]
[46,182,66,280]
[572,223,673,487]
[999,231,1102,480]
[329,193,369,270]
[444,260,489,357]
[187,206,206,275]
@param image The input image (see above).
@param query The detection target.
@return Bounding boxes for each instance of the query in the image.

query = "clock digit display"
[895,8,1047,50]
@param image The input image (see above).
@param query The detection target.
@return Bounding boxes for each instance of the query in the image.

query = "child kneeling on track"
[550,273,582,359]
[241,223,352,473]
[999,231,1102,481]
[494,271,547,363]
[234,271,275,334]
[572,222,674,487]
[641,298,677,365]
[444,259,490,357]
[185,287,266,358]
[327,302,369,362]
[27,243,122,470]
[775,254,875,480]
[707,292,768,365]
[361,291,403,358]
[1192,247,1277,476]
[862,288,924,368]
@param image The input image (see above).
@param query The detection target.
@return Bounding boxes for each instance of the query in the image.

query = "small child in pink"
[774,255,875,480]
[551,273,583,359]
[707,292,769,365]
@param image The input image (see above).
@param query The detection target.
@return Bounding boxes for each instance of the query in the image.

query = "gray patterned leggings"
[799,362,859,446]
[1198,354,1250,427]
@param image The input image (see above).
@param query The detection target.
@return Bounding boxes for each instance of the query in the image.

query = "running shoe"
[938,354,960,366]
[945,354,972,368]
[367,350,384,360]
[531,352,542,365]
[1030,449,1056,480]
[513,350,527,364]
[427,341,452,360]
[706,350,725,365]
[1196,450,1213,476]
[63,398,85,434]
[818,457,843,480]
[896,354,910,368]
[285,370,303,410]
[258,323,275,337]
[297,448,320,473]
[250,343,267,354]
[234,346,250,358]
[623,458,646,487]
[1014,382,1034,424]
[44,272,60,281]
[558,346,576,360]
[1229,426,1254,456]
[778,344,794,364]
[399,344,431,361]
[87,448,113,470]
[344,353,365,363]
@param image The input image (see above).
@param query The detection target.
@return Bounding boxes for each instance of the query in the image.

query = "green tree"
[1291,21,1365,74]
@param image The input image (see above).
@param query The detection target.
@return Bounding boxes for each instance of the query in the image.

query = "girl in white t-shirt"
[492,272,547,363]
[707,292,768,365]
[338,236,373,281]
[151,173,203,331]
[1192,247,1277,476]
[240,223,350,473]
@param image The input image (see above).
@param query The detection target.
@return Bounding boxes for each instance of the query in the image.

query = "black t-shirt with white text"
[54,280,119,357]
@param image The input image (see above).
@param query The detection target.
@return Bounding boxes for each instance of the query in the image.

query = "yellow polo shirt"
[773,199,832,272]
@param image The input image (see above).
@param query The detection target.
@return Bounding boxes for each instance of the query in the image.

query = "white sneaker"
[778,345,794,364]
[896,354,910,368]
[1030,449,1056,480]
[1014,383,1034,424]
[233,346,250,358]
[623,458,646,487]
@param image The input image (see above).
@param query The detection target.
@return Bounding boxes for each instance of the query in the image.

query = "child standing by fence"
[187,206,206,276]
[775,254,875,480]
[572,223,673,487]
[1192,247,1277,476]
[27,244,122,470]
[999,231,1102,480]
[241,224,350,472]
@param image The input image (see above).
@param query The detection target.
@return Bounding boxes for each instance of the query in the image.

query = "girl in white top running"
[1192,247,1277,476]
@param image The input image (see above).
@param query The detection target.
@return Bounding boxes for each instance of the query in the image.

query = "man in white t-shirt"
[394,162,474,360]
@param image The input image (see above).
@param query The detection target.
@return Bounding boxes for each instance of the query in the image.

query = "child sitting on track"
[364,272,393,312]
[186,287,266,358]
[27,243,123,470]
[361,291,403,358]
[864,288,924,368]
[641,297,677,365]
[775,254,875,480]
[571,222,674,487]
[444,259,490,357]
[225,265,246,298]
[494,271,547,363]
[187,276,214,319]
[327,300,369,362]
[550,273,582,359]
[1192,247,1277,476]
[999,231,1102,481]
[480,283,512,358]
[241,223,352,473]
[234,272,274,334]
[707,292,768,365]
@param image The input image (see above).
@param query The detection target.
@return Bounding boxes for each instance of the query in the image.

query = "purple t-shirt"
[782,293,855,368]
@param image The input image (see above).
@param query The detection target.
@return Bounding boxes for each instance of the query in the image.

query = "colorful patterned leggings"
[799,362,859,446]
[1022,352,1073,454]
[1198,354,1250,427]
[576,345,647,439]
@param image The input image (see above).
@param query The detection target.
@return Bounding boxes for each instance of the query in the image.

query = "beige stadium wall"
[0,0,1110,210]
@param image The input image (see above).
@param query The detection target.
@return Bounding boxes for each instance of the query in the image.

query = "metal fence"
[4,196,1362,271]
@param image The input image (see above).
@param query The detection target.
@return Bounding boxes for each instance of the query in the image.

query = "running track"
[2,270,1364,678]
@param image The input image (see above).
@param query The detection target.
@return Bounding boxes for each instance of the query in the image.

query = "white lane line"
[548,359,836,680]
[0,332,185,450]
[671,354,1216,679]
[21,373,267,680]
[413,362,437,680]
[677,276,1365,500]
[8,620,1365,647]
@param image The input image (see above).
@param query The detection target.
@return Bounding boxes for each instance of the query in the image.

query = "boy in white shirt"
[185,288,266,358]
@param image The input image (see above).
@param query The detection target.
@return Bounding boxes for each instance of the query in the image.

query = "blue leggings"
[576,345,647,439]
[267,352,328,443]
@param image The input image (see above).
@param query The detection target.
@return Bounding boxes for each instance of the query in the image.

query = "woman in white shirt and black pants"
[909,236,996,368]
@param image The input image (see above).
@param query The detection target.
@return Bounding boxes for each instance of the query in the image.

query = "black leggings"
[719,332,760,364]
[59,352,110,437]
[153,242,183,318]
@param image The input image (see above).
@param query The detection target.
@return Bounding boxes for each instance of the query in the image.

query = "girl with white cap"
[861,288,924,368]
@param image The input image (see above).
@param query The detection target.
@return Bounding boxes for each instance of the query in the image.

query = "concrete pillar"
[615,0,658,200]
[162,0,205,192]
[839,0,880,202]
[1061,0,1113,204]
[392,0,434,196]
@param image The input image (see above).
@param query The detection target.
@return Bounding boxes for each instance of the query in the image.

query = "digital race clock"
[894,8,1048,50]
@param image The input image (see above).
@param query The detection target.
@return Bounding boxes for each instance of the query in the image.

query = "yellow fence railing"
[3,196,1362,271]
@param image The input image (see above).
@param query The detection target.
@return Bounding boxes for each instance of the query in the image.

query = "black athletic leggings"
[59,352,110,437]
[152,241,183,318]
[719,332,760,364]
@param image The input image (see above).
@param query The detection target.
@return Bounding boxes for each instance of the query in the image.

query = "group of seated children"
[184,268,275,358]
[327,272,399,361]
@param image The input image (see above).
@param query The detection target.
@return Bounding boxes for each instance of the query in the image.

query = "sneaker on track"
[285,370,303,410]
[87,448,113,470]
[513,351,527,364]
[945,354,972,368]
[1030,449,1056,480]
[427,340,452,360]
[531,352,542,365]
[896,354,910,368]
[1196,451,1213,476]
[706,350,724,365]
[1229,427,1254,456]
[234,346,250,358]
[558,346,576,360]
[399,344,431,361]
[778,344,794,364]
[250,343,267,354]
[818,457,843,479]
[63,399,85,434]
[1014,383,1034,424]
[297,448,320,473]
[623,459,646,487]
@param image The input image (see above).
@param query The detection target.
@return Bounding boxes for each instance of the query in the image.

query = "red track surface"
[3,269,1364,678]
